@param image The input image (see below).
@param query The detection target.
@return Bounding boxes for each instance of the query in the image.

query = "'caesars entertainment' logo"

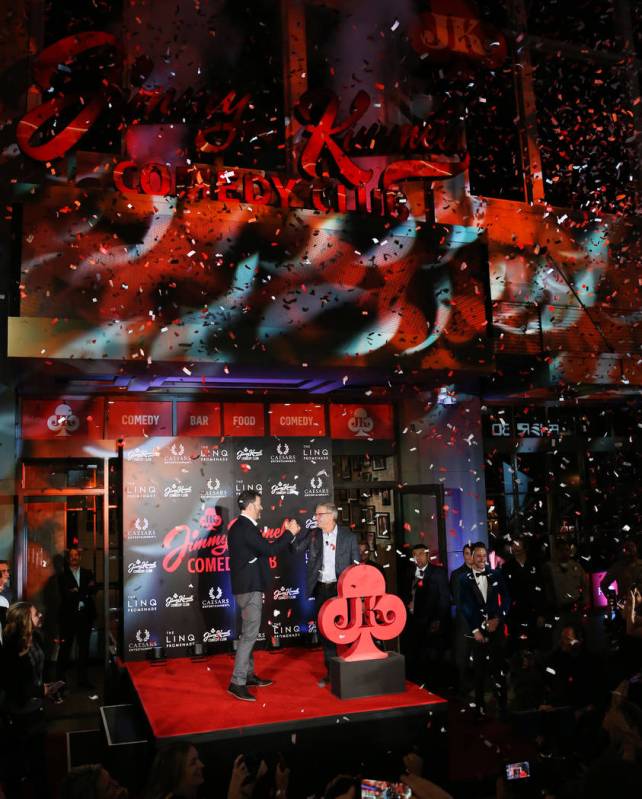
[199,444,229,463]
[163,442,191,464]
[202,585,231,609]
[201,477,230,499]
[126,595,158,613]
[203,628,232,643]
[271,481,299,496]
[348,407,375,437]
[271,441,296,464]
[124,482,157,499]
[126,446,161,463]
[127,559,157,574]
[165,630,196,649]
[273,586,300,601]
[164,481,193,498]
[304,471,329,497]
[126,516,157,540]
[165,593,194,608]
[128,628,153,652]
[303,444,330,463]
[236,447,263,462]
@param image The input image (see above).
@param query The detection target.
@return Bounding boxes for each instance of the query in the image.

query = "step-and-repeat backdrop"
[121,402,334,659]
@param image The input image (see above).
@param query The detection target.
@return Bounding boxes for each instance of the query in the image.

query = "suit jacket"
[293,525,360,598]
[458,567,511,633]
[450,563,471,606]
[228,515,295,595]
[401,563,450,626]
[59,565,96,624]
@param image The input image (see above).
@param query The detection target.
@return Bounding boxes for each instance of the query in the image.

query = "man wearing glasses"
[293,502,360,686]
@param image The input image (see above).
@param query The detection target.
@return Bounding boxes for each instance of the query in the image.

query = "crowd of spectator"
[1,534,642,797]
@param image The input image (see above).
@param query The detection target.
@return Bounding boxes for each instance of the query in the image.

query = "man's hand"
[473,630,486,644]
[285,518,301,535]
[486,617,499,633]
[227,755,249,799]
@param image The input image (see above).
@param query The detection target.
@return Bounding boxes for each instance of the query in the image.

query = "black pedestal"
[329,652,406,699]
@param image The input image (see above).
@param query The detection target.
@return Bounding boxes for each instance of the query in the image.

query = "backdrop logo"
[348,408,374,437]
[236,447,263,461]
[162,525,228,573]
[165,593,194,608]
[303,444,330,463]
[235,480,263,495]
[126,517,157,540]
[164,442,190,464]
[201,585,231,609]
[46,403,80,436]
[164,481,193,498]
[125,482,157,498]
[271,442,296,464]
[199,445,229,463]
[126,447,160,463]
[203,628,232,642]
[274,586,300,600]
[128,559,157,574]
[305,471,329,497]
[165,630,196,649]
[271,481,299,496]
[126,596,158,613]
[199,507,223,530]
[201,477,229,499]
[129,628,154,652]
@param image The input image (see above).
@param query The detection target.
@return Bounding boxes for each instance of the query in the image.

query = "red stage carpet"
[125,648,446,740]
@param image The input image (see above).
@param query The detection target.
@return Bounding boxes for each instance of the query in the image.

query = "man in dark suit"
[450,542,474,697]
[57,547,96,690]
[293,501,360,686]
[400,544,450,685]
[459,541,511,717]
[228,489,301,701]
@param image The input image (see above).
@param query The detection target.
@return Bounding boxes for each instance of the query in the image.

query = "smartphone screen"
[505,762,530,780]
[361,778,412,798]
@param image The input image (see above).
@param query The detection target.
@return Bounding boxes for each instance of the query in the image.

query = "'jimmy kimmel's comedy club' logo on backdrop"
[46,403,80,436]
[164,481,192,498]
[127,559,157,574]
[348,407,375,437]
[165,593,194,608]
[273,586,301,600]
[203,628,232,643]
[271,481,299,496]
[236,447,263,461]
[126,447,161,462]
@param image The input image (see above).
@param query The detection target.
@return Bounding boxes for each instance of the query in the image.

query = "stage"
[123,647,447,744]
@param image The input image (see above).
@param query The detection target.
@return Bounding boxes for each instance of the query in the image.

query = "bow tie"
[474,571,486,578]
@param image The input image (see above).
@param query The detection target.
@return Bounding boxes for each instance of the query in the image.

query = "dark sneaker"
[246,674,273,687]
[227,683,256,702]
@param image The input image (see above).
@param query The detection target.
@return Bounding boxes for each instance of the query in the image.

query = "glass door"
[16,458,119,673]
[398,484,447,565]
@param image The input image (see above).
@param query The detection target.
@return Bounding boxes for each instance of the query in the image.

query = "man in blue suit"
[293,501,360,686]
[458,541,511,717]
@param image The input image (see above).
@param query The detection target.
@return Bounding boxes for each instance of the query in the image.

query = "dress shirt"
[72,567,85,609]
[320,526,338,583]
[474,570,488,602]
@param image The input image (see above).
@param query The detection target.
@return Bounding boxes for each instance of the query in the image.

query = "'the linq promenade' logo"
[271,442,296,464]
[165,630,196,649]
[199,445,229,463]
[303,444,330,463]
[201,585,231,609]
[126,595,158,613]
[125,482,157,498]
[203,628,232,643]
[128,559,157,574]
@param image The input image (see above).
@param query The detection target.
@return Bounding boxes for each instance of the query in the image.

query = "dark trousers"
[314,581,338,672]
[402,615,447,686]
[4,707,48,798]
[471,629,506,711]
[57,608,92,684]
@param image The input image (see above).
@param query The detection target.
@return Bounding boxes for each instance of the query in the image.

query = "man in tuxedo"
[400,544,450,685]
[293,501,360,686]
[459,542,511,717]
[450,543,474,697]
[57,547,96,690]
[228,489,301,701]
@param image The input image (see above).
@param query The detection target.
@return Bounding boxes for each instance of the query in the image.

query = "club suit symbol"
[318,564,406,660]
